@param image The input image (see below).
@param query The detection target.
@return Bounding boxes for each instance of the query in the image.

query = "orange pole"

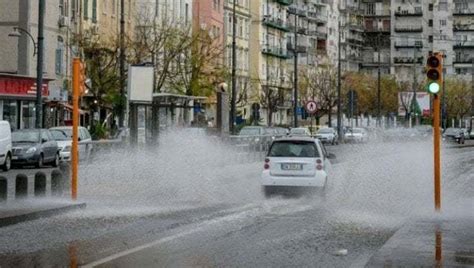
[71,58,80,200]
[433,94,441,212]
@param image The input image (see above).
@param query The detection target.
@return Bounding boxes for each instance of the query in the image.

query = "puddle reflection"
[69,243,78,268]
[435,226,442,267]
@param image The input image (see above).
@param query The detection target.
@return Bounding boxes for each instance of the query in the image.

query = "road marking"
[81,204,259,268]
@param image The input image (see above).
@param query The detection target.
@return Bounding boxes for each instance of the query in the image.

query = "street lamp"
[8,27,38,56]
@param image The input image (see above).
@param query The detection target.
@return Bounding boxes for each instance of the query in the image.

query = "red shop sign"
[0,76,49,97]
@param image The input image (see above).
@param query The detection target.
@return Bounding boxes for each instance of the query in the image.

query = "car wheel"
[52,153,59,167]
[263,186,273,199]
[2,154,11,171]
[36,154,44,168]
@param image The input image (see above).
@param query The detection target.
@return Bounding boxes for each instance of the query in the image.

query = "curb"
[0,202,86,228]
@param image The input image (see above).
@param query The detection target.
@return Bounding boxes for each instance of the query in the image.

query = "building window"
[55,37,64,75]
[440,20,446,27]
[112,0,116,15]
[59,0,66,16]
[92,0,97,22]
[2,100,18,130]
[428,4,433,11]
[429,19,433,27]
[438,1,447,11]
[429,35,433,43]
[84,0,89,19]
[185,3,189,25]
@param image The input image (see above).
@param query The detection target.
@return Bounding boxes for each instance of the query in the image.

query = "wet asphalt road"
[0,140,472,268]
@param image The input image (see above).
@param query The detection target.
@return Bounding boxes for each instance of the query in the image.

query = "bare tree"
[172,28,228,96]
[130,9,194,93]
[304,62,338,127]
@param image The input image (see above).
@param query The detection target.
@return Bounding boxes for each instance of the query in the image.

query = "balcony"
[394,42,423,49]
[364,10,391,17]
[394,26,423,33]
[288,6,307,17]
[453,58,474,64]
[261,45,290,59]
[453,42,474,49]
[276,0,293,6]
[308,30,327,39]
[394,10,423,17]
[346,37,364,46]
[453,24,474,32]
[307,11,327,23]
[347,23,365,32]
[262,16,289,32]
[453,9,474,16]
[393,57,424,64]
[365,26,391,33]
[287,42,308,53]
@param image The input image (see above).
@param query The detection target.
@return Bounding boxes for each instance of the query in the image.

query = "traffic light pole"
[72,59,81,201]
[433,94,441,212]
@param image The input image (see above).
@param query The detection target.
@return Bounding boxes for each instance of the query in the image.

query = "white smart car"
[261,137,334,197]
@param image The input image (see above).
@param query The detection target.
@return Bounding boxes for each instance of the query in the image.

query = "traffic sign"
[305,101,318,114]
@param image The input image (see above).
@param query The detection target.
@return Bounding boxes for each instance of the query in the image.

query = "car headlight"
[26,147,37,154]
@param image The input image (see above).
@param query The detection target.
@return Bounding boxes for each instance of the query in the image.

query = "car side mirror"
[41,138,48,143]
[327,153,336,159]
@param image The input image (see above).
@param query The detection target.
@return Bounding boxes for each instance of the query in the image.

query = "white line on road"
[81,204,260,268]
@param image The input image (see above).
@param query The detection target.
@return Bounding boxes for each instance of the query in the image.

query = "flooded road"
[0,133,472,267]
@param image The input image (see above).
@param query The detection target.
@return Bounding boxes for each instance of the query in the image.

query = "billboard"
[398,92,431,117]
[127,65,154,102]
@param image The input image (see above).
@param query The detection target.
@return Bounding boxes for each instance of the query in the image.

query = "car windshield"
[50,129,70,141]
[445,128,460,135]
[351,128,363,134]
[239,128,260,136]
[269,141,319,158]
[290,128,308,135]
[318,128,334,134]
[52,128,73,138]
[12,130,40,143]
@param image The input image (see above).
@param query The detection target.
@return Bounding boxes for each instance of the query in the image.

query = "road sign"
[305,101,318,114]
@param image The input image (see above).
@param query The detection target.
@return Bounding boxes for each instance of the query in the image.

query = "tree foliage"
[445,78,472,120]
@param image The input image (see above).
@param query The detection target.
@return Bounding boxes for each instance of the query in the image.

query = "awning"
[60,103,89,115]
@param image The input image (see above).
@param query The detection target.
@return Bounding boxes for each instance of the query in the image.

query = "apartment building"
[249,0,293,126]
[453,0,474,77]
[360,0,391,75]
[0,0,73,129]
[339,0,365,72]
[287,0,330,68]
[97,0,135,40]
[136,0,192,26]
[223,0,252,120]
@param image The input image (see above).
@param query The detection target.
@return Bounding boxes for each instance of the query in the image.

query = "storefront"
[0,74,51,130]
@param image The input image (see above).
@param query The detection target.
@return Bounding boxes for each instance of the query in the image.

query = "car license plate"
[12,156,18,160]
[281,163,302,170]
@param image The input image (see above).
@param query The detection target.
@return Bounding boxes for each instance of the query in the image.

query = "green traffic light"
[428,82,440,94]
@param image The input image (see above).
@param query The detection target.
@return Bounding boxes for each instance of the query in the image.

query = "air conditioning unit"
[58,16,69,28]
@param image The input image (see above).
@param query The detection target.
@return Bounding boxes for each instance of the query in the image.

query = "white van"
[0,121,12,171]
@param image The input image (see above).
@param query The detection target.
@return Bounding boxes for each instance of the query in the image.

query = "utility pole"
[293,13,298,128]
[119,0,126,128]
[337,20,342,140]
[411,48,418,127]
[230,0,237,134]
[35,0,45,128]
[377,46,381,128]
[471,58,474,132]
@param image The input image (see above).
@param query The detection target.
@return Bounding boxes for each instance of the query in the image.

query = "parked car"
[11,129,59,167]
[237,126,274,147]
[50,126,93,161]
[289,127,312,137]
[315,128,338,145]
[344,128,368,143]
[461,128,470,140]
[261,137,335,197]
[0,121,12,171]
[443,128,465,144]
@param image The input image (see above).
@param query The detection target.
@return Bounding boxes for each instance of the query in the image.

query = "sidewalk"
[366,219,474,267]
[0,200,86,227]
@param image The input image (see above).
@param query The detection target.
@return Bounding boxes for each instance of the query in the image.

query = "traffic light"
[426,52,443,95]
